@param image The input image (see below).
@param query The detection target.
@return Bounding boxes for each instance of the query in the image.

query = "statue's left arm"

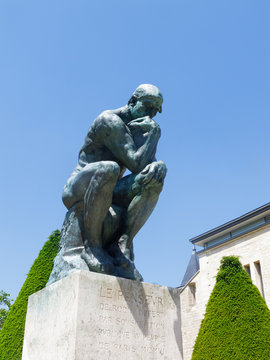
[126,117,167,184]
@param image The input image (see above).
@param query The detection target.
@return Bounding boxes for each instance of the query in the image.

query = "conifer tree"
[192,256,270,360]
[0,230,60,360]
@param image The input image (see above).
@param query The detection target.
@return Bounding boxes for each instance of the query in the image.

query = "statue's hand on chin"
[127,116,158,133]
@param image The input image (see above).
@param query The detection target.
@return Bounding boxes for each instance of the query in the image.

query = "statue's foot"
[115,262,143,281]
[107,235,134,267]
[81,246,115,275]
[107,243,131,267]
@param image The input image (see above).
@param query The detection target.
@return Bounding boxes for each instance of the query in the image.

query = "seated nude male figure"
[62,84,167,280]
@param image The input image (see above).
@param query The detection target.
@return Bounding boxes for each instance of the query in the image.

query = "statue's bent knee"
[146,165,167,194]
[97,161,120,184]
[145,178,164,194]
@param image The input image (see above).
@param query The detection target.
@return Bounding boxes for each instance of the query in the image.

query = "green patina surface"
[192,256,270,360]
[0,230,60,360]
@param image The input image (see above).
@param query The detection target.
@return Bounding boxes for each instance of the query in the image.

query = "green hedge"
[192,256,270,360]
[0,230,60,360]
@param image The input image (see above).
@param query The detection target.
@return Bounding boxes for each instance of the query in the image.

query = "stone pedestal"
[22,271,183,360]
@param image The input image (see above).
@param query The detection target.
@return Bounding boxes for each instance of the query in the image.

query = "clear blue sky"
[1,1,269,300]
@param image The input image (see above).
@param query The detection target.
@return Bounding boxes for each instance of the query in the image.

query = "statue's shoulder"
[93,110,124,133]
[81,112,115,150]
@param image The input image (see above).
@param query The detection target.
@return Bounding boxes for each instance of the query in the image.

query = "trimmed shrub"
[0,230,60,360]
[192,256,270,360]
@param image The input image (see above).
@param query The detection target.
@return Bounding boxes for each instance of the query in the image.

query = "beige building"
[180,202,270,360]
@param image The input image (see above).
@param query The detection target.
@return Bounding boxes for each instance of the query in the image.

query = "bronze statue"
[48,84,167,284]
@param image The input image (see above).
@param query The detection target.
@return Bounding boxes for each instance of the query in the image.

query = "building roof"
[180,248,200,288]
[189,202,270,251]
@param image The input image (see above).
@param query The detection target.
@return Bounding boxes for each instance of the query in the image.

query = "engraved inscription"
[99,286,164,307]
[95,284,169,358]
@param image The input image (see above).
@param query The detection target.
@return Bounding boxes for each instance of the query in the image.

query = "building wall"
[180,272,201,360]
[180,223,270,360]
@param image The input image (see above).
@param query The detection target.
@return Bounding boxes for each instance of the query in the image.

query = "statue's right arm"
[94,112,160,174]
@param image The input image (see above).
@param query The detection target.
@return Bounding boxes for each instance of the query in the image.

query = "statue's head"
[128,84,163,119]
